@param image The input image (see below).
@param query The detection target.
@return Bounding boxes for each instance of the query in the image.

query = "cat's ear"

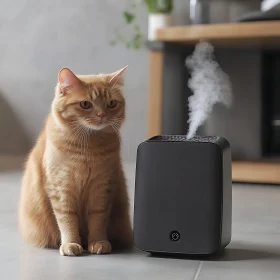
[108,66,128,86]
[58,68,81,94]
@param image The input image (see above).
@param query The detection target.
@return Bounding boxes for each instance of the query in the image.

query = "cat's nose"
[96,112,106,118]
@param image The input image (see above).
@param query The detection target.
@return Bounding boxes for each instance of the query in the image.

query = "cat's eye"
[80,101,93,109]
[107,100,118,109]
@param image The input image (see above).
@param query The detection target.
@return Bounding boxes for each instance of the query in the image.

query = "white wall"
[0,0,150,161]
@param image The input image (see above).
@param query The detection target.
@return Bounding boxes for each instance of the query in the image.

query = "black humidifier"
[134,135,232,255]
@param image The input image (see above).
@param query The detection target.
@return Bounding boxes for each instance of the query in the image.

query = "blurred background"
[1,0,280,184]
[0,0,147,162]
[0,0,190,163]
[1,1,280,279]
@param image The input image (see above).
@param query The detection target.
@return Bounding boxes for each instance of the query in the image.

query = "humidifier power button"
[170,231,180,242]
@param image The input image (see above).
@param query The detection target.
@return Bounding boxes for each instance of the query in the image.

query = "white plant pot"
[148,13,172,41]
[262,0,280,12]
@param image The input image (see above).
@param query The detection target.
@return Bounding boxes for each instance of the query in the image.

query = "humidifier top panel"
[149,135,219,143]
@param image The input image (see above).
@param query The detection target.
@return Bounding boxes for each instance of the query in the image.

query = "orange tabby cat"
[18,67,133,256]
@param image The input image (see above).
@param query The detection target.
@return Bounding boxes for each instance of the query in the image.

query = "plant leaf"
[123,11,136,24]
[134,24,140,31]
[144,0,173,13]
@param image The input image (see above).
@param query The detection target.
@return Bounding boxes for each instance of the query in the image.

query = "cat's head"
[52,67,127,132]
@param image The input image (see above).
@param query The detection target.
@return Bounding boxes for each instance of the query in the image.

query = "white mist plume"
[186,41,233,139]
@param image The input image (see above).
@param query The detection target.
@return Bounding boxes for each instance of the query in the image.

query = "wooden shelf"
[148,21,280,184]
[232,160,280,184]
[156,21,280,48]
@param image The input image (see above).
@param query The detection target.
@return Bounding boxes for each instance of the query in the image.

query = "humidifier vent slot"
[149,135,219,143]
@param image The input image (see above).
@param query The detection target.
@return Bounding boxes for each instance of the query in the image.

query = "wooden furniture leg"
[147,50,163,138]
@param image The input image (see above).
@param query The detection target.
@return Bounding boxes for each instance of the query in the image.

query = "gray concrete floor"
[1,162,280,280]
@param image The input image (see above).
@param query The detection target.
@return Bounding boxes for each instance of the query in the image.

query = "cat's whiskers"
[111,118,123,124]
[85,127,90,154]
[111,117,123,123]
[110,127,121,144]
[65,125,83,148]
[111,120,122,131]
[60,127,80,154]
[109,122,122,144]
[81,128,90,157]
[60,124,90,161]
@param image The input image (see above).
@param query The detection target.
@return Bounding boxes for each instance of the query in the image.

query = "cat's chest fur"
[44,137,118,189]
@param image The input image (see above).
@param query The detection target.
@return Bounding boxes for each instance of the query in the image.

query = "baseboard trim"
[232,160,280,184]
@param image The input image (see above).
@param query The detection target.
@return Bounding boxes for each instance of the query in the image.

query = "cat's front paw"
[59,242,83,256]
[88,240,112,255]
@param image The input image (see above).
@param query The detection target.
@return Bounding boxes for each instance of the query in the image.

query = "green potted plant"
[146,0,173,40]
[111,0,173,50]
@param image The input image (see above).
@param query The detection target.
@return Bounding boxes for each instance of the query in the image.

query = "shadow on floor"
[215,247,280,262]
[147,242,280,262]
